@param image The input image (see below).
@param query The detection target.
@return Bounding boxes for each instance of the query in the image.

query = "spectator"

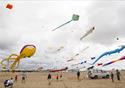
[116,69,121,81]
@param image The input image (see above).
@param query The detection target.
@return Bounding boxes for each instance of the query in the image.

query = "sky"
[0,0,125,70]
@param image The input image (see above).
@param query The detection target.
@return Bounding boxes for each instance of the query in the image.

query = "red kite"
[6,4,13,9]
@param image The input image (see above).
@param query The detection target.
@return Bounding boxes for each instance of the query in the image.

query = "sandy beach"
[0,71,125,88]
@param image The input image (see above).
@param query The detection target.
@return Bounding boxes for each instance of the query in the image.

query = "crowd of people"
[47,73,63,85]
[3,69,121,87]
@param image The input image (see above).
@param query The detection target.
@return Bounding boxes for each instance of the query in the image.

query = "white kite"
[80,27,95,40]
[67,46,89,62]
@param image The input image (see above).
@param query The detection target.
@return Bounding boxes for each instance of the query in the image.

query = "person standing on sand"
[77,70,80,80]
[60,74,62,80]
[56,74,59,81]
[116,69,121,81]
[111,72,114,82]
[21,72,27,83]
[47,73,52,85]
[15,75,18,82]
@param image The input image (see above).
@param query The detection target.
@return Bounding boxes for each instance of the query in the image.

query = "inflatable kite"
[0,54,19,69]
[52,14,79,31]
[103,56,125,66]
[0,45,36,71]
[92,45,125,65]
[80,27,95,40]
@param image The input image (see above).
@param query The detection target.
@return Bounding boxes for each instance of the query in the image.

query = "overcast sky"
[0,0,125,70]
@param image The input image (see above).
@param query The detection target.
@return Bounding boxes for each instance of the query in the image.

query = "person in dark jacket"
[47,73,52,85]
[111,72,114,82]
[116,69,121,81]
[77,70,80,80]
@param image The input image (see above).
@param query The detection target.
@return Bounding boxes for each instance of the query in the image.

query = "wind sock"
[52,14,79,31]
[92,45,125,65]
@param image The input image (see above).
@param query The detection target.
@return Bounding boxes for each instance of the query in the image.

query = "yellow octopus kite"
[0,45,36,71]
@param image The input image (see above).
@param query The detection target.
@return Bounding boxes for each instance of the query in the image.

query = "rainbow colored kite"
[93,45,125,65]
[103,56,125,66]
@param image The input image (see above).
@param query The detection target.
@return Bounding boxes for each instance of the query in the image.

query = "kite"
[6,3,13,9]
[0,54,19,69]
[67,46,89,62]
[87,66,94,70]
[52,14,79,31]
[10,45,36,70]
[92,45,125,65]
[48,67,68,72]
[20,45,36,58]
[0,45,36,71]
[80,27,95,40]
[45,46,64,54]
[71,61,87,66]
[97,63,103,66]
[67,58,74,62]
[116,38,119,40]
[103,56,125,66]
[57,46,64,52]
[91,57,96,60]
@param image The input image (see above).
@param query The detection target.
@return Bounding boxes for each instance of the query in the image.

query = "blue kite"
[92,45,125,65]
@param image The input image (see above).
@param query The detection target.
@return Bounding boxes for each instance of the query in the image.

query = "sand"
[0,71,125,88]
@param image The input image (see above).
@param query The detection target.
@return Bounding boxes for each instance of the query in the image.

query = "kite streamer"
[103,56,125,66]
[92,45,125,65]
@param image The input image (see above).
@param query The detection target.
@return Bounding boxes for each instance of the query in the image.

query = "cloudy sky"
[0,0,125,70]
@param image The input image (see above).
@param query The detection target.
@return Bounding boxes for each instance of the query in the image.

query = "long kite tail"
[52,20,72,31]
[0,59,7,69]
[10,56,21,70]
[103,56,125,66]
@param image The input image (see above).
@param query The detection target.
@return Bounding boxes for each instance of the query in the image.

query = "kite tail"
[52,20,72,31]
[92,58,100,65]
[0,59,7,69]
[10,56,21,70]
[80,35,87,40]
